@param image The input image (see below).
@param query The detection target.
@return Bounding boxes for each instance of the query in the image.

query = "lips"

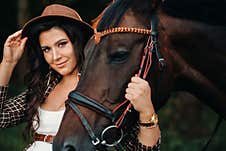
[56,60,68,68]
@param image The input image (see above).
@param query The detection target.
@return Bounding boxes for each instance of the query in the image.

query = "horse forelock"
[93,0,160,32]
[95,0,132,31]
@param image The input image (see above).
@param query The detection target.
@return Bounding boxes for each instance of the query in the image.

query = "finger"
[128,83,143,92]
[125,93,133,101]
[12,30,22,38]
[131,76,146,83]
[125,87,137,94]
[128,82,145,91]
[5,30,23,46]
[125,87,142,100]
[132,77,150,89]
[128,82,137,88]
[20,37,28,48]
[9,30,22,41]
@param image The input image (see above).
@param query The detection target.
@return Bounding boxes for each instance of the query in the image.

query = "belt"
[34,133,55,144]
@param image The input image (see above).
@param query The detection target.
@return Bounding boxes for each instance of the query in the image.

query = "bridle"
[66,14,166,148]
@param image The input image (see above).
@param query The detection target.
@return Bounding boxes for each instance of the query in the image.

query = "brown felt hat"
[22,4,93,40]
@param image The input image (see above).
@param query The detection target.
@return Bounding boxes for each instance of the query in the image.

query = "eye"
[109,49,129,64]
[58,41,67,48]
[41,47,51,53]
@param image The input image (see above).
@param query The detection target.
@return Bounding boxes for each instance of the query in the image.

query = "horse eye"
[109,49,129,64]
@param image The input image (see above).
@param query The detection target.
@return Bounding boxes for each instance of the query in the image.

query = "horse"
[53,0,226,150]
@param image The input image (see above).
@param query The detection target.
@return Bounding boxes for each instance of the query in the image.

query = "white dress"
[26,107,65,151]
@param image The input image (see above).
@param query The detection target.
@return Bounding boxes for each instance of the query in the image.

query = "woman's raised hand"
[125,76,155,120]
[2,30,28,66]
[126,76,160,147]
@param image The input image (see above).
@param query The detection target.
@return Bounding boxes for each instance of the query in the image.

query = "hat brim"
[22,15,94,43]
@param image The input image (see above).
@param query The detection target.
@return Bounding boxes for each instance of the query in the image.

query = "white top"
[26,107,65,151]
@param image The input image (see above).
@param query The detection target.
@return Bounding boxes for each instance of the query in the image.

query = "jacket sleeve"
[0,85,28,128]
[123,124,161,151]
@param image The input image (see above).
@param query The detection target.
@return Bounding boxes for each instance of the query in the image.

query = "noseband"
[66,15,166,148]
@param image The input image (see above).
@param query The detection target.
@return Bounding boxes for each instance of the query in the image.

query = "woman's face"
[39,27,77,76]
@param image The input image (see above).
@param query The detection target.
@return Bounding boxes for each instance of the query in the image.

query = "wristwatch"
[139,112,158,128]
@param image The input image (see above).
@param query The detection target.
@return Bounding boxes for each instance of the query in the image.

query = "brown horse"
[53,0,226,150]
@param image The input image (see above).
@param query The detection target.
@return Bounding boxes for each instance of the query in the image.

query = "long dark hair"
[23,19,87,139]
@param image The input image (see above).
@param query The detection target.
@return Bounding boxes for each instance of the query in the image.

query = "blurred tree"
[0,1,18,61]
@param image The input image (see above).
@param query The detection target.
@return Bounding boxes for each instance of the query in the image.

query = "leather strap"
[34,133,55,144]
[68,91,114,120]
[66,101,101,146]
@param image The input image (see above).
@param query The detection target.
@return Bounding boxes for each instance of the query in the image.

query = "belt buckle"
[43,135,48,142]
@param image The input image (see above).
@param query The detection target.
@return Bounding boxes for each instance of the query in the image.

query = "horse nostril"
[63,145,76,151]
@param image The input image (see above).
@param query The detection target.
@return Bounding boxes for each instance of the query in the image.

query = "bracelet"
[139,112,158,128]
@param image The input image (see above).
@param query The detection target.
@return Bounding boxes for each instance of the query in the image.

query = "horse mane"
[91,3,111,30]
[93,0,226,29]
[93,0,132,31]
[92,0,161,31]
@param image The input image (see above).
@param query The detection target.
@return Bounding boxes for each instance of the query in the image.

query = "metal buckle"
[43,135,48,142]
[101,125,123,147]
[92,137,100,146]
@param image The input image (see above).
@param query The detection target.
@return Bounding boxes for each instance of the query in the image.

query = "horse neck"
[157,11,226,117]
[158,11,226,52]
[158,11,226,69]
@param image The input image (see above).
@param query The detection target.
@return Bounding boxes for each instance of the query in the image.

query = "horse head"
[53,0,226,150]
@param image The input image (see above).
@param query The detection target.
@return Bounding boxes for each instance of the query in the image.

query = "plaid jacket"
[0,78,160,151]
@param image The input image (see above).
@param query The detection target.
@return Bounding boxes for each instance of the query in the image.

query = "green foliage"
[159,92,226,151]
[0,124,27,151]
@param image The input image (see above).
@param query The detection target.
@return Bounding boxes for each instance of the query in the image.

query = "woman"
[0,4,160,151]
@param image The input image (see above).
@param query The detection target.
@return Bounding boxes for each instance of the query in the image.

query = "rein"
[67,15,166,148]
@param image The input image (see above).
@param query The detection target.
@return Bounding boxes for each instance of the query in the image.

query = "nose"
[52,48,61,61]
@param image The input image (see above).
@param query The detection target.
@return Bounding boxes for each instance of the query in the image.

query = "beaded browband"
[94,27,152,44]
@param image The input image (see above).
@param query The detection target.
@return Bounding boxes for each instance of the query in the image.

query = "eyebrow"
[40,38,68,48]
[55,38,68,45]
